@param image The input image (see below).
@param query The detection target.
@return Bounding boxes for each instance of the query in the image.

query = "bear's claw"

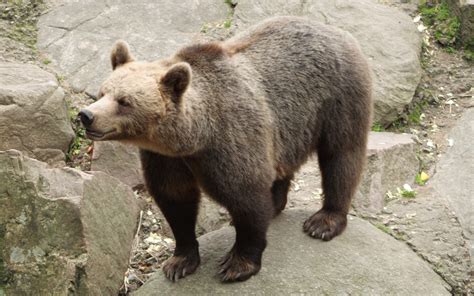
[218,250,260,282]
[162,253,200,282]
[303,209,347,241]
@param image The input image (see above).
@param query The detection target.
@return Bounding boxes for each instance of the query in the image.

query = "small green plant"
[464,48,474,62]
[375,224,391,234]
[371,122,385,132]
[398,184,417,198]
[66,105,92,162]
[415,171,429,185]
[42,58,51,65]
[223,19,232,29]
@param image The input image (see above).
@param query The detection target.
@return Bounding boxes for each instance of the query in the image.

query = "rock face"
[135,209,450,295]
[0,150,140,295]
[354,132,418,214]
[91,141,143,189]
[37,0,230,96]
[232,0,422,124]
[432,109,474,261]
[0,63,74,166]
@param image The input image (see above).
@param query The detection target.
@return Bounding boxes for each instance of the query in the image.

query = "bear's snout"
[78,109,94,128]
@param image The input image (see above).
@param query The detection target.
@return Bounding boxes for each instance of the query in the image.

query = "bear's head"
[78,40,191,148]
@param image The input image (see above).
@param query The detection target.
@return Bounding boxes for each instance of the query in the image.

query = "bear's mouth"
[85,128,117,140]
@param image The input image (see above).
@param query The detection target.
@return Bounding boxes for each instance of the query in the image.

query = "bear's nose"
[78,109,94,127]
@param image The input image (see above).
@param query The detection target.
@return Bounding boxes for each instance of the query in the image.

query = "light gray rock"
[91,141,143,189]
[0,63,74,166]
[135,209,450,295]
[354,132,418,214]
[37,0,230,96]
[232,0,422,124]
[432,109,474,262]
[0,150,140,295]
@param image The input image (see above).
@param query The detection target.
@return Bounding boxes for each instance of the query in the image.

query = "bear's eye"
[117,97,131,107]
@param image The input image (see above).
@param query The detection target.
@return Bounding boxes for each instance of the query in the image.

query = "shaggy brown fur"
[80,16,372,282]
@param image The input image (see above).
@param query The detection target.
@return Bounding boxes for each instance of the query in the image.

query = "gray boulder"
[0,150,140,295]
[135,209,450,295]
[233,0,422,124]
[0,63,74,166]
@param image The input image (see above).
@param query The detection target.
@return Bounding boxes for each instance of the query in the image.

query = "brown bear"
[79,16,372,282]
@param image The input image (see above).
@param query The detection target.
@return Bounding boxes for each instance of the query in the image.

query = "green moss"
[375,224,391,234]
[419,2,461,49]
[371,122,385,132]
[463,48,474,62]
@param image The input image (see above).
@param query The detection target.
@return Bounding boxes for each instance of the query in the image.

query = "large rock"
[91,141,143,189]
[37,0,230,96]
[135,209,450,295]
[0,150,140,295]
[0,63,74,165]
[232,0,422,124]
[432,109,474,261]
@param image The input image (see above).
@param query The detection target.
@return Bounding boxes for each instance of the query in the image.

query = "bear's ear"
[159,62,192,104]
[111,40,134,70]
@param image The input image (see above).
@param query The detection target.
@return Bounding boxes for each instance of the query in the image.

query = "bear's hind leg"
[140,150,201,281]
[303,144,366,241]
[271,174,293,217]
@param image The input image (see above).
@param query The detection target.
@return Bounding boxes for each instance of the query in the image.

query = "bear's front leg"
[217,187,273,282]
[140,150,201,282]
[158,198,201,281]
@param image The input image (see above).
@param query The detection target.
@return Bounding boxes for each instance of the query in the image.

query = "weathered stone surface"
[0,150,140,295]
[135,209,450,295]
[432,109,474,261]
[0,63,74,165]
[91,141,143,189]
[354,132,418,214]
[37,0,230,96]
[232,0,422,124]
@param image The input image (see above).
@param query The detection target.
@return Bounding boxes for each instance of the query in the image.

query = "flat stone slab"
[135,209,449,295]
